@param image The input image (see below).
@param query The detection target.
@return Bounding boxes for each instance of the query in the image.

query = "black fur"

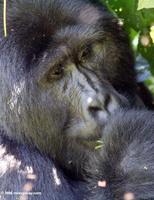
[86,110,154,200]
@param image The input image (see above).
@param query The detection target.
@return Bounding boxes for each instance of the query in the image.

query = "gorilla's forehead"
[8,0,110,30]
[37,0,102,25]
[54,25,102,46]
[5,0,116,47]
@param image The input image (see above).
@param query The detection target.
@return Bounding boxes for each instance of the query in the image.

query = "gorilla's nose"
[87,93,119,118]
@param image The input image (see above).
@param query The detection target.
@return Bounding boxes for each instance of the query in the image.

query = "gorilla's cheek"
[64,117,103,139]
[27,95,68,135]
[7,83,68,149]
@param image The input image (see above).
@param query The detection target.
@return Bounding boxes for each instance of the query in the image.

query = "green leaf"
[95,145,103,150]
[138,0,154,10]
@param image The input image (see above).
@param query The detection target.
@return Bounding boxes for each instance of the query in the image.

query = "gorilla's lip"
[65,120,106,141]
[72,125,105,150]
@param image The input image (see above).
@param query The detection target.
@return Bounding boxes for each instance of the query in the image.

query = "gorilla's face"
[0,0,133,154]
[30,45,127,140]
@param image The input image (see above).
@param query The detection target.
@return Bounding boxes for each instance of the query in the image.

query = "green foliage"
[145,76,154,94]
[99,0,154,92]
[138,0,154,10]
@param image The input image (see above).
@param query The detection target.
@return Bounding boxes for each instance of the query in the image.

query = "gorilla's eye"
[79,45,92,62]
[47,64,64,81]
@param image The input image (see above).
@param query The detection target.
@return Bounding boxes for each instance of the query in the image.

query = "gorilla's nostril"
[88,97,104,117]
[87,93,118,117]
[88,106,102,113]
[88,94,112,114]
[104,94,111,111]
[88,106,103,118]
[87,96,103,114]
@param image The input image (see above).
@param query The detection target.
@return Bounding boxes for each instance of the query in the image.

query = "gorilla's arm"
[86,110,154,200]
[0,133,85,200]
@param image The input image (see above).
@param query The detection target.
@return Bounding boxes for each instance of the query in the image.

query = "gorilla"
[0,0,153,200]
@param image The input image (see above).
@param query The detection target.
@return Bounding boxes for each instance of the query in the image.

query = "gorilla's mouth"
[78,138,103,150]
[64,117,106,141]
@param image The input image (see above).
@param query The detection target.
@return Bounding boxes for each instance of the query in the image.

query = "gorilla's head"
[0,0,134,156]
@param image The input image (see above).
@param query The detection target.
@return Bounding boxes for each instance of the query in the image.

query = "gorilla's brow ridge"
[56,25,104,45]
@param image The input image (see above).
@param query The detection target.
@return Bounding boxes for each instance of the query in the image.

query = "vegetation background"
[96,0,154,93]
